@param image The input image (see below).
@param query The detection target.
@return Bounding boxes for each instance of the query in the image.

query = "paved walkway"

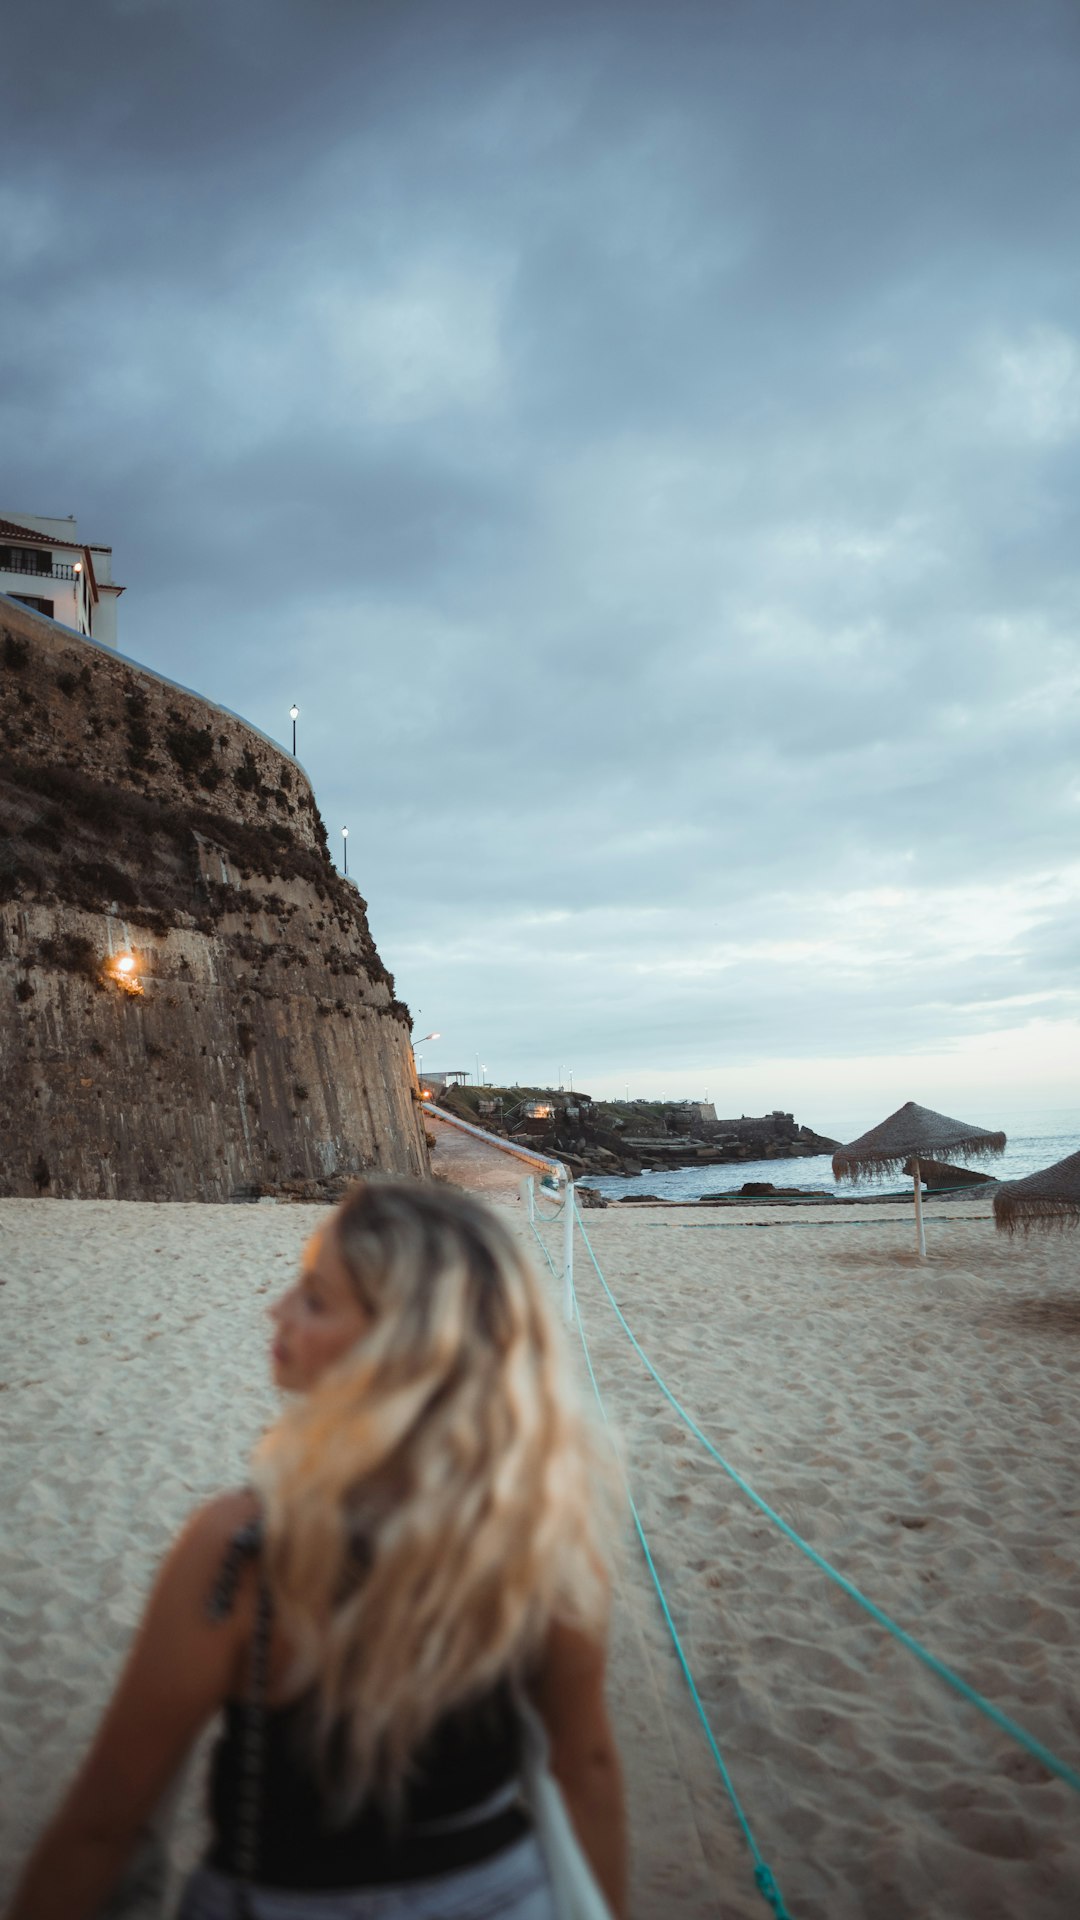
[426,1108,545,1199]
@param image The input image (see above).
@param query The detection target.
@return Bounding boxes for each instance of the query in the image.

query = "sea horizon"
[586,1106,1080,1203]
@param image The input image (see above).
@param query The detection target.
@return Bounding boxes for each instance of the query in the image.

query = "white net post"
[912,1157,927,1257]
[562,1183,575,1323]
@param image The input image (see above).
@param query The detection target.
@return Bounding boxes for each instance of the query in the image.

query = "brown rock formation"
[902,1156,992,1191]
[0,597,427,1199]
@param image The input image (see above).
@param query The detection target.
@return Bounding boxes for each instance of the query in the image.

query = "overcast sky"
[3,0,1079,1131]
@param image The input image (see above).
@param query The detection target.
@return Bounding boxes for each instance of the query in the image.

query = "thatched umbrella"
[833,1101,1006,1255]
[994,1149,1080,1235]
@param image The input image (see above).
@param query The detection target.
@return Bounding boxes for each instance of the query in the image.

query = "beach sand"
[2,1186,1078,1918]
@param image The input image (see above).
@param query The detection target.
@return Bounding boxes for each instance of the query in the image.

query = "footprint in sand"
[941,1806,1038,1860]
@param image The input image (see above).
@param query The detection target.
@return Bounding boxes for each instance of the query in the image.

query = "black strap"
[205,1518,262,1622]
[233,1575,273,1885]
[204,1515,273,1906]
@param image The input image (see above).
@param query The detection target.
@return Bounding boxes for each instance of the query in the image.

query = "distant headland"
[424,1083,839,1179]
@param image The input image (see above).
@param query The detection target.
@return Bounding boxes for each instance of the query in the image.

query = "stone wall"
[0,597,428,1199]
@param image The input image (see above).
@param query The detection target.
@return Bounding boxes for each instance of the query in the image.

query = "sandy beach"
[2,1184,1079,1918]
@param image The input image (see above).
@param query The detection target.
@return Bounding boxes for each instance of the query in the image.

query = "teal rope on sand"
[570,1200,1080,1798]
[643,1217,992,1230]
[529,1218,794,1919]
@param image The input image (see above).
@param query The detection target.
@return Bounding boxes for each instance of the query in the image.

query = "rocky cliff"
[437,1087,839,1178]
[0,597,427,1199]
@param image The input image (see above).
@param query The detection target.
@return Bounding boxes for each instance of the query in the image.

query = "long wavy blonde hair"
[252,1178,612,1813]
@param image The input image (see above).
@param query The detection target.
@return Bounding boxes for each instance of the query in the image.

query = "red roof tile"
[0,516,82,551]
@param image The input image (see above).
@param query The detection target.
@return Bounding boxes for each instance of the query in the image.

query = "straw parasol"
[994,1149,1080,1235]
[833,1101,1006,1256]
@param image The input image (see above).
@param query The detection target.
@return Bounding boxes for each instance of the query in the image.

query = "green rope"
[641,1218,992,1230]
[533,1197,567,1220]
[570,1200,1080,1798]
[527,1173,567,1222]
[529,1217,794,1918]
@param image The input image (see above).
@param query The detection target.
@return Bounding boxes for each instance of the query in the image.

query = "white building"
[0,513,123,646]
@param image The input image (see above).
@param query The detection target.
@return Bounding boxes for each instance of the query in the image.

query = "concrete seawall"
[0,596,427,1198]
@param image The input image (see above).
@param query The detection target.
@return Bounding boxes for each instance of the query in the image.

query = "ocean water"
[585,1109,1080,1203]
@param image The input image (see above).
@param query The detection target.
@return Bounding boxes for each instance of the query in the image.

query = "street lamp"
[413,1031,440,1078]
[289,704,299,755]
[341,826,349,876]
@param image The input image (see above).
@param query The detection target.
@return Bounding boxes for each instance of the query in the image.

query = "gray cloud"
[3,0,1079,1118]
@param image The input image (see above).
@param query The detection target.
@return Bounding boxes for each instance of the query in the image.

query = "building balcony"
[0,556,78,581]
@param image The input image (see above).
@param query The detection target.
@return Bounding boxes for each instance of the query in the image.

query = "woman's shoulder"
[165,1487,261,1606]
[195,1486,260,1537]
[180,1486,259,1553]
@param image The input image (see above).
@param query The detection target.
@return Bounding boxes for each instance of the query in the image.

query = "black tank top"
[205,1679,529,1889]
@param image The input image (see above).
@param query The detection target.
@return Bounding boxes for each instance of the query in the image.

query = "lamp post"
[412,1030,440,1079]
[341,826,349,876]
[289,704,299,756]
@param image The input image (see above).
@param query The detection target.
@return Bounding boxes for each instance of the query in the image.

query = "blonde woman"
[7,1180,626,1920]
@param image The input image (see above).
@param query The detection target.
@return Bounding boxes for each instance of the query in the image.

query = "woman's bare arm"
[529,1619,628,1920]
[4,1491,254,1920]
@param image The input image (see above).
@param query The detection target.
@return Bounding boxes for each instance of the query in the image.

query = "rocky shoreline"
[576,1182,998,1209]
[430,1087,840,1180]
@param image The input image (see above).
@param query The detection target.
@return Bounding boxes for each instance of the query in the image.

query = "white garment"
[516,1700,612,1920]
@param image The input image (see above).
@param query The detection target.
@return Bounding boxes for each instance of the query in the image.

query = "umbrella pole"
[912,1156,926,1257]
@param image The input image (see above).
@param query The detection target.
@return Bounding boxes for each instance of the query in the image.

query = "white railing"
[0,558,76,580]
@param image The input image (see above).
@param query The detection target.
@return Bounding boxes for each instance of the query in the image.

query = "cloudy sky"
[3,0,1079,1131]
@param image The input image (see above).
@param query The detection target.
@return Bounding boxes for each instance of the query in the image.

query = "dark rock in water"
[700,1186,823,1205]
[575,1185,609,1209]
[618,1193,665,1204]
[902,1157,992,1190]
